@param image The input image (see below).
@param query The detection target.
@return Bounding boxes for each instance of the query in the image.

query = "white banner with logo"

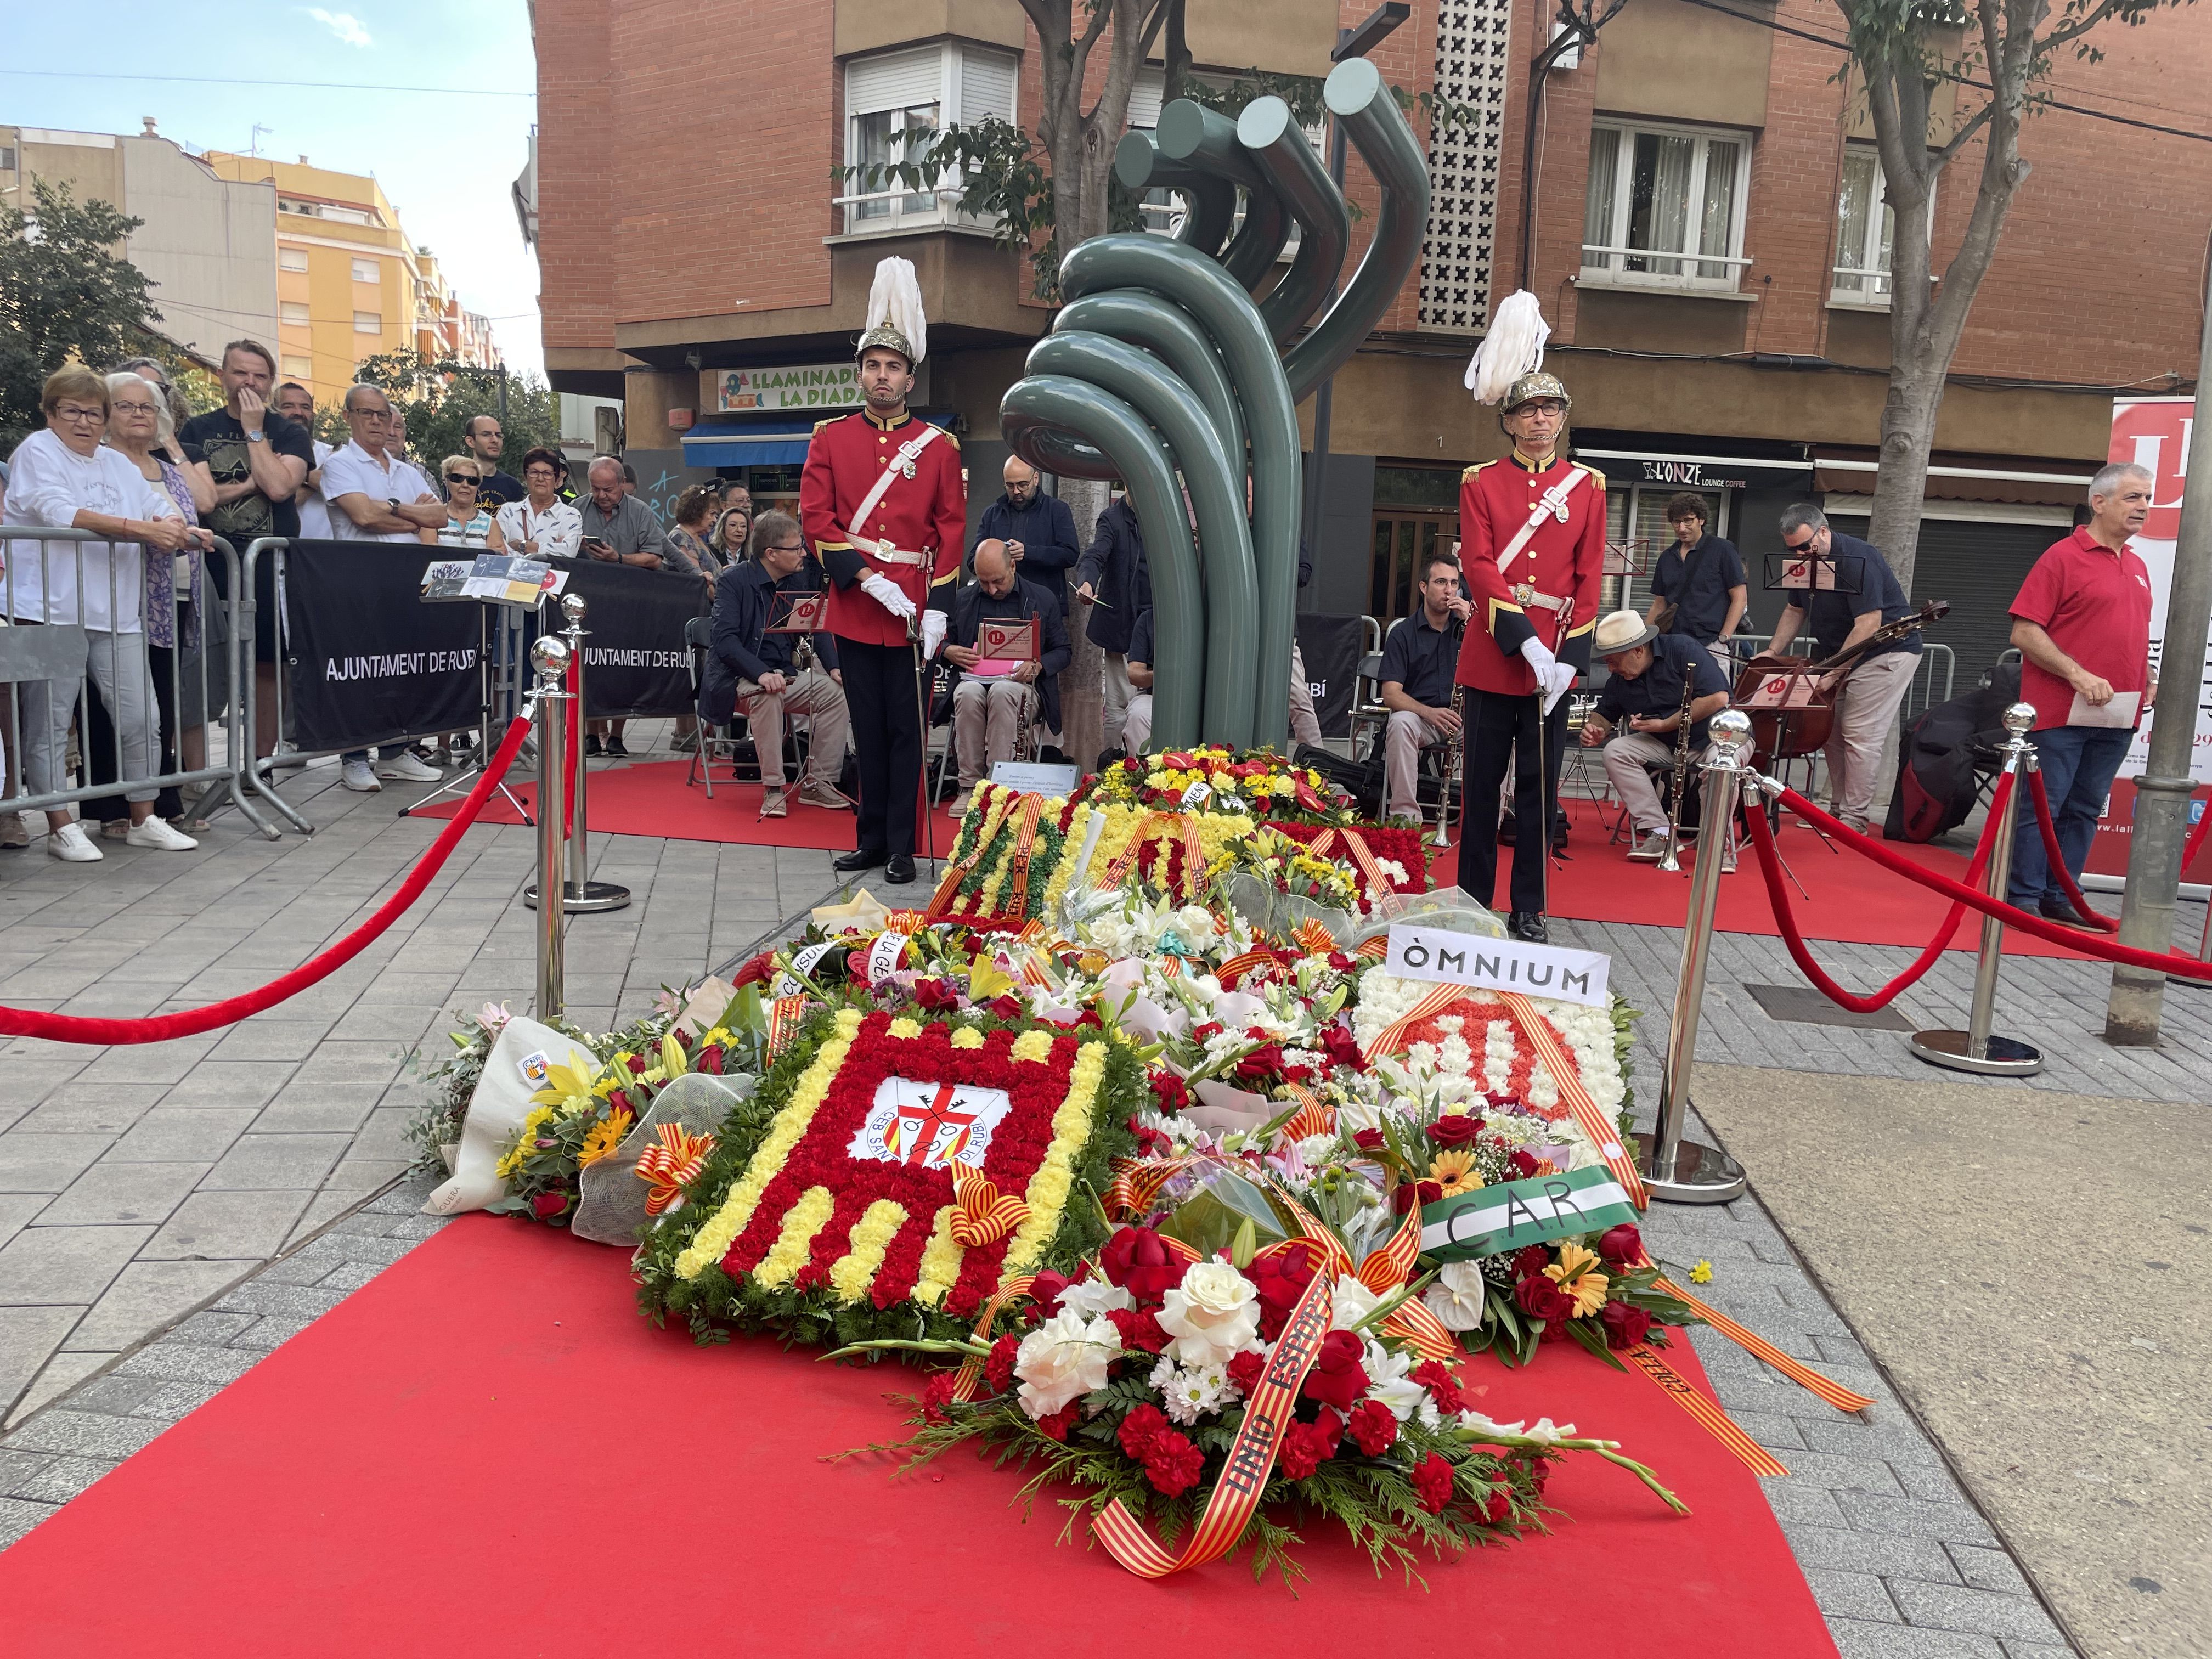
[2107,398,2212,784]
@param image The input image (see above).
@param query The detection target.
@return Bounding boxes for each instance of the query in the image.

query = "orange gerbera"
[1544,1241,1610,1316]
[578,1107,635,1168]
[1426,1149,1483,1198]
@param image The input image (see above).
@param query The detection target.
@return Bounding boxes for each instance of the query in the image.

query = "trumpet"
[1657,662,1699,874]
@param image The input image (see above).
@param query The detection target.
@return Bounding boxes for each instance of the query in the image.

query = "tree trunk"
[1057,476,1110,766]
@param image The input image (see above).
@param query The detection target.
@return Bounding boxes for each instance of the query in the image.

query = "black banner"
[1295,612,1366,738]
[284,540,483,753]
[547,558,702,719]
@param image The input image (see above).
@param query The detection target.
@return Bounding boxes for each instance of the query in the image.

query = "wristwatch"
[245,430,267,444]
[387,498,401,514]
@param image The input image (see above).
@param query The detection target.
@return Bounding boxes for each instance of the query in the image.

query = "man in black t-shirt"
[178,339,313,759]
[1378,552,1470,823]
[461,414,526,508]
[1580,610,1731,860]
[1643,493,1747,653]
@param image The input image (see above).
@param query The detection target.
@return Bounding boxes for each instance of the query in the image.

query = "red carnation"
[1600,1301,1654,1351]
[919,1372,959,1424]
[1318,1023,1367,1073]
[1352,1128,1386,1153]
[1514,1276,1573,1323]
[1513,1245,1553,1279]
[1032,1401,1083,1442]
[1227,1349,1266,1398]
[1427,1114,1482,1148]
[1099,1226,1183,1303]
[1108,1306,1170,1355]
[1150,1071,1191,1114]
[530,1190,568,1221]
[1410,1452,1455,1515]
[1276,1412,1340,1482]
[1191,1021,1224,1043]
[1301,1330,1370,1412]
[1117,1403,1173,1462]
[1246,1242,1317,1341]
[1483,1482,1513,1524]
[1596,1224,1646,1269]
[1410,1359,1465,1415]
[1144,1432,1206,1499]
[1346,1398,1399,1457]
[1128,1118,1175,1158]
[984,1335,1020,1395]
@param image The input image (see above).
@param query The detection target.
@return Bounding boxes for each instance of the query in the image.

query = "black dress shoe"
[884,854,917,884]
[2038,896,2101,930]
[583,734,603,757]
[604,734,630,758]
[833,847,887,873]
[1508,910,1548,944]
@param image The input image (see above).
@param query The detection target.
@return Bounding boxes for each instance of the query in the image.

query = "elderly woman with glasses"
[494,447,582,559]
[429,454,509,549]
[1,366,212,861]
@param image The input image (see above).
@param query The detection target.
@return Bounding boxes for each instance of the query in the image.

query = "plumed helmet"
[856,256,926,369]
[1502,370,1571,415]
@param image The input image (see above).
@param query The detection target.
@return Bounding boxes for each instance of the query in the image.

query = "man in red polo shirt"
[2004,461,2158,925]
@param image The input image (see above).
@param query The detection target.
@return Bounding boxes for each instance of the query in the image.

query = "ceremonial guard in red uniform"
[1454,360,1606,942]
[800,257,965,883]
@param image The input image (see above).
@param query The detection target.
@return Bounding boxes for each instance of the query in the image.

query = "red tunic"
[799,408,966,648]
[1452,452,1607,695]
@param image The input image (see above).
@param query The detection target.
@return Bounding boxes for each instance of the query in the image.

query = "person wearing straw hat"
[800,256,966,884]
[1579,610,1733,862]
[1452,294,1607,943]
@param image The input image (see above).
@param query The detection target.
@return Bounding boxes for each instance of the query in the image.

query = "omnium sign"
[1383,924,1610,1008]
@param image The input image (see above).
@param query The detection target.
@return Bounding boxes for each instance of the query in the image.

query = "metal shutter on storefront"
[1829,516,2058,693]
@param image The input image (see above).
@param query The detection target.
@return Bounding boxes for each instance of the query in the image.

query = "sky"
[4,1,545,375]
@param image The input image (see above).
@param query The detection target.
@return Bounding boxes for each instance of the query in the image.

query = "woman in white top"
[1,366,211,861]
[494,447,582,560]
[427,455,509,550]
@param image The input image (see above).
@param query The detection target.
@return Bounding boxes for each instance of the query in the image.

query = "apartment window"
[279,245,309,272]
[353,311,382,335]
[280,302,311,326]
[1833,146,1896,304]
[281,355,312,380]
[1582,121,1751,292]
[840,43,1017,233]
[2,146,20,172]
[350,257,379,283]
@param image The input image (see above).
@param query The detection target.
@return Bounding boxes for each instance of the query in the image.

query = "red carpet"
[1433,810,2097,959]
[0,1217,1834,1656]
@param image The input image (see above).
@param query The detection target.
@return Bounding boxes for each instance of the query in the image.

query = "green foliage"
[348,347,556,469]
[0,179,162,452]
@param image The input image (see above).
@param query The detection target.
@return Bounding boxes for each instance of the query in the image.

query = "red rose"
[696,1045,725,1076]
[1352,1127,1386,1153]
[1427,1114,1482,1148]
[1410,1451,1455,1515]
[914,978,960,1010]
[603,1088,631,1118]
[1318,1024,1367,1072]
[1246,1242,1317,1341]
[1301,1330,1370,1412]
[1508,1148,1543,1179]
[1235,1042,1286,1081]
[529,1190,568,1221]
[919,1372,959,1424]
[1107,1306,1169,1355]
[1227,1350,1266,1398]
[1391,1178,1443,1216]
[1128,1118,1174,1158]
[1410,1359,1465,1415]
[1514,1276,1573,1323]
[1150,1071,1191,1114]
[1600,1301,1654,1351]
[1121,756,1143,772]
[1597,1224,1646,1269]
[984,1335,1020,1395]
[626,1053,649,1075]
[1117,1403,1173,1462]
[730,949,775,989]
[1346,1398,1398,1457]
[1144,1432,1206,1499]
[1032,1401,1082,1442]
[1099,1226,1183,1304]
[1513,1245,1553,1279]
[990,994,1026,1019]
[1275,1411,1340,1482]
[1023,1271,1070,1322]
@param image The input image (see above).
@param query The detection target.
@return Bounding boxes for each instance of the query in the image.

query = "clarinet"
[1436,616,1467,847]
[1657,658,1699,874]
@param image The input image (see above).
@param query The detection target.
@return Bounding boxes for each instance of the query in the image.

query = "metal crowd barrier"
[0,525,281,839]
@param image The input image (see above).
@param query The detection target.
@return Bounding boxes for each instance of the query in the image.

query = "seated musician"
[1120,606,1156,755]
[1578,610,1731,862]
[1378,551,1471,824]
[928,538,1071,814]
[699,510,851,819]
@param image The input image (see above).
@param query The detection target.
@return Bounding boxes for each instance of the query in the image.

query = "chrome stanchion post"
[1639,707,1751,1204]
[556,591,629,913]
[529,636,570,1018]
[1910,703,2045,1075]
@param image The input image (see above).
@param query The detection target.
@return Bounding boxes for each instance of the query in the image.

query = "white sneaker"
[125,817,198,851]
[1627,828,1669,862]
[47,822,103,862]
[376,751,441,781]
[0,812,29,849]
[341,759,382,792]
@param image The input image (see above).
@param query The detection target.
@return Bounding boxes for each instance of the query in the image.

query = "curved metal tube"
[1014,426,1120,481]
[1112,130,1237,258]
[1060,234,1301,752]
[1027,332,1257,748]
[1282,56,1431,403]
[1001,376,1205,751]
[1053,291,1245,479]
[1155,100,1291,294]
[1237,96,1349,345]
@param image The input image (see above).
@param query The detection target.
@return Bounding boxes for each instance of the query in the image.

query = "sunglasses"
[445,473,481,485]
[1782,535,1821,554]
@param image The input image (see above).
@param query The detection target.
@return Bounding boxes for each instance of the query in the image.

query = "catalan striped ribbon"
[634,1124,719,1218]
[1214,950,1278,989]
[1277,1082,1335,1141]
[924,814,1001,917]
[1355,936,1389,962]
[1092,1267,1336,1577]
[1307,826,1392,902]
[1097,812,1206,898]
[1002,795,1047,918]
[946,1160,1031,1249]
[1652,1278,1874,1414]
[947,1271,1037,1403]
[1103,1155,1194,1220]
[765,995,809,1060]
[1290,918,1338,956]
[1495,991,1649,1211]
[1623,1341,1787,1477]
[1359,981,1472,1062]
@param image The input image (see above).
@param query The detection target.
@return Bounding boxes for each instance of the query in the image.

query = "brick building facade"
[529,0,2212,692]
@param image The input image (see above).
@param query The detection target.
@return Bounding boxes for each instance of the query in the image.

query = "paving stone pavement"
[0,726,845,1428]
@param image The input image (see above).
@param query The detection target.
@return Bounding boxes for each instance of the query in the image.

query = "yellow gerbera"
[1544,1242,1610,1316]
[1426,1150,1483,1198]
[578,1107,635,1168]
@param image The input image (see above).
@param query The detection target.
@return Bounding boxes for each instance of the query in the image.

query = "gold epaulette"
[1573,462,1606,489]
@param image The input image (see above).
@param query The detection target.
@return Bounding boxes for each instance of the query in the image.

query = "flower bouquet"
[1077,747,1347,826]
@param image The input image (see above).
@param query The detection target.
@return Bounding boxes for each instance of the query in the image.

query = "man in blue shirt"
[1644,493,1747,655]
[698,509,850,817]
[1764,505,1922,832]
[1378,553,1470,823]
[971,456,1081,614]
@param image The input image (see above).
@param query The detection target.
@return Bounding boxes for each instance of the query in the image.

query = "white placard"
[848,1077,1014,1170]
[990,761,1081,796]
[1384,923,1610,1007]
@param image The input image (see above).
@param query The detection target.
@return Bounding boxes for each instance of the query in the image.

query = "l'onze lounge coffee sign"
[715,363,862,412]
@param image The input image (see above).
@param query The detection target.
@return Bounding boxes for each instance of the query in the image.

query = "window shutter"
[1126,65,1166,130]
[958,48,1018,125]
[845,46,945,116]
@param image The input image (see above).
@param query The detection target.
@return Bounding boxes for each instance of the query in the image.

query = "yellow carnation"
[951,1026,985,1049]
[1009,1029,1055,1064]
[889,1017,923,1039]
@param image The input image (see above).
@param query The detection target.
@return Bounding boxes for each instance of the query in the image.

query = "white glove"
[860,571,916,620]
[1535,661,1576,715]
[920,609,948,660]
[1518,636,1559,675]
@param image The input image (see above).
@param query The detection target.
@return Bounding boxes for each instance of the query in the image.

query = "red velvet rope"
[2023,768,2119,932]
[563,648,580,825]
[0,714,537,1044]
[1769,783,2212,982]
[1742,772,2011,1013]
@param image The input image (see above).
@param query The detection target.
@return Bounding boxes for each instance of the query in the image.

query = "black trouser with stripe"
[1460,685,1569,916]
[837,636,925,859]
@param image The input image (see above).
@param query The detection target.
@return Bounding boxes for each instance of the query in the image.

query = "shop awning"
[1808,444,2096,507]
[679,417,821,467]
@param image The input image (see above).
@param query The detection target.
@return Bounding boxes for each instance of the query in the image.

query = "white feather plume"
[865,255,927,363]
[1464,290,1551,403]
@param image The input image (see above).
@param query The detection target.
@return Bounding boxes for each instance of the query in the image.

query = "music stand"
[756,591,838,816]
[400,555,567,822]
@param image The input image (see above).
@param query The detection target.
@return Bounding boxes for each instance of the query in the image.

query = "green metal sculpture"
[1001,57,1430,753]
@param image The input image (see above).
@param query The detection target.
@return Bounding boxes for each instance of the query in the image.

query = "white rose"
[1328,1273,1384,1333]
[1013,1310,1119,1419]
[1157,1260,1261,1368]
[1056,1277,1136,1318]
[1424,1260,1490,1333]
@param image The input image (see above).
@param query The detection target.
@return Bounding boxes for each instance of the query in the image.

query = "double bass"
[1733,600,1950,766]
